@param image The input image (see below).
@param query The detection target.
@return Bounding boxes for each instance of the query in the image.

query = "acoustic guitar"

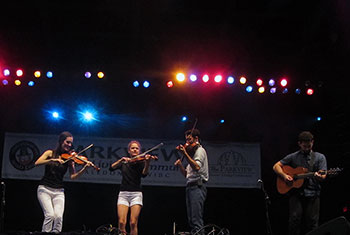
[276,165,342,194]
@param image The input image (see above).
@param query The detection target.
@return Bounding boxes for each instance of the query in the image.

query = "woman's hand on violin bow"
[52,158,65,164]
[121,157,132,163]
[144,154,158,162]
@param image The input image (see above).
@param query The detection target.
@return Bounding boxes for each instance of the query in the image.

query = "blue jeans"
[288,194,320,235]
[186,184,207,233]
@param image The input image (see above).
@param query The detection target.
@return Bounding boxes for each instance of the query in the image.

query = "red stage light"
[256,78,263,86]
[166,81,174,88]
[214,75,222,83]
[306,88,314,95]
[16,69,24,77]
[202,74,209,83]
[280,78,288,87]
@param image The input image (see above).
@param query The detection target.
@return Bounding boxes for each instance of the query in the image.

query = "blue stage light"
[227,76,235,84]
[46,71,53,78]
[133,81,140,87]
[181,116,187,122]
[246,86,253,93]
[143,81,150,88]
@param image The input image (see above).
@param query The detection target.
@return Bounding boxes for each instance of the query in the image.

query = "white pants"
[37,185,65,233]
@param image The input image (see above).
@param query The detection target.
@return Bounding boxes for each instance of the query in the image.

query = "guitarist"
[273,131,327,235]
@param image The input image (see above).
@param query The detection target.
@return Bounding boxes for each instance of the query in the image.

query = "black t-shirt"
[110,161,147,192]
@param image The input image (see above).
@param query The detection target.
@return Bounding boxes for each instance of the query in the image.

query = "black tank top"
[39,153,69,189]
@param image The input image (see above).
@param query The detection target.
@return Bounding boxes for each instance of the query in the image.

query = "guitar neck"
[294,172,315,179]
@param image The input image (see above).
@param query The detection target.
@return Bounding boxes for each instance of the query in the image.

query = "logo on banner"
[9,141,39,170]
[211,150,253,177]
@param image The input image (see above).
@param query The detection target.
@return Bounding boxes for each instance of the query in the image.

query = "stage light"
[14,79,21,86]
[306,88,314,95]
[246,86,253,93]
[239,76,247,84]
[202,74,209,83]
[46,109,64,121]
[143,81,150,88]
[258,86,265,93]
[268,79,275,86]
[52,112,60,119]
[316,116,322,121]
[16,69,23,77]
[34,71,41,78]
[181,116,187,122]
[28,81,35,87]
[133,81,140,87]
[176,73,185,82]
[46,71,53,78]
[282,88,288,94]
[270,87,276,94]
[83,112,93,121]
[227,76,234,84]
[214,75,222,83]
[97,72,104,79]
[256,78,263,86]
[3,69,10,76]
[295,88,301,94]
[84,72,91,78]
[220,119,225,124]
[77,105,99,123]
[2,79,9,85]
[280,78,288,87]
[166,81,174,88]
[189,74,197,82]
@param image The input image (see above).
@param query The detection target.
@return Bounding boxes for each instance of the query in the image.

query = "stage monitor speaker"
[306,216,350,235]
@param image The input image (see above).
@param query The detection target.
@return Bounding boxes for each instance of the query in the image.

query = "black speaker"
[306,216,350,235]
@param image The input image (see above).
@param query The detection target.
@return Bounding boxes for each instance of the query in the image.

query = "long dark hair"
[53,131,73,158]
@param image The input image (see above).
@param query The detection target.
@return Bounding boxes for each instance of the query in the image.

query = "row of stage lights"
[0,68,105,86]
[160,73,316,95]
[1,68,317,95]
[47,107,322,125]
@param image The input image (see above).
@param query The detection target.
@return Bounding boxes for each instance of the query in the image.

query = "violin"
[61,151,100,171]
[128,154,158,164]
[126,143,163,164]
[176,118,199,161]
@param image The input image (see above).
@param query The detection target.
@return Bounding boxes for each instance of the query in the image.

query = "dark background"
[1,0,349,234]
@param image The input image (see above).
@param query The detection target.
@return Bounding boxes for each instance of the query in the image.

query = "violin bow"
[62,144,94,163]
[130,143,164,160]
[180,118,198,161]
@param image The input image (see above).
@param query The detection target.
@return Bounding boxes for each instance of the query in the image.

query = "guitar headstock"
[327,167,343,177]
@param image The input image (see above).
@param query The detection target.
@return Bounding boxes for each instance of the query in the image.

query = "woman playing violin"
[34,131,93,233]
[109,140,157,235]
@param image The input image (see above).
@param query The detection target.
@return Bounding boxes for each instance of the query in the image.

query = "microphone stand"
[258,179,273,235]
[0,181,5,233]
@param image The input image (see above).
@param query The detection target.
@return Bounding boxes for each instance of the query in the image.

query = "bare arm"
[174,159,187,177]
[273,161,293,182]
[70,161,92,179]
[110,157,130,170]
[35,150,64,166]
[177,145,200,171]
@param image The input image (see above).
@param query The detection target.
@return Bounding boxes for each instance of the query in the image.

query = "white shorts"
[117,191,143,207]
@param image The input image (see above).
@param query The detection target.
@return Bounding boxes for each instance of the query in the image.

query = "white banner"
[1,132,261,188]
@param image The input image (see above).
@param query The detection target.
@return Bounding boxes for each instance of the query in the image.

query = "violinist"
[174,129,209,234]
[34,131,93,233]
[109,140,157,235]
